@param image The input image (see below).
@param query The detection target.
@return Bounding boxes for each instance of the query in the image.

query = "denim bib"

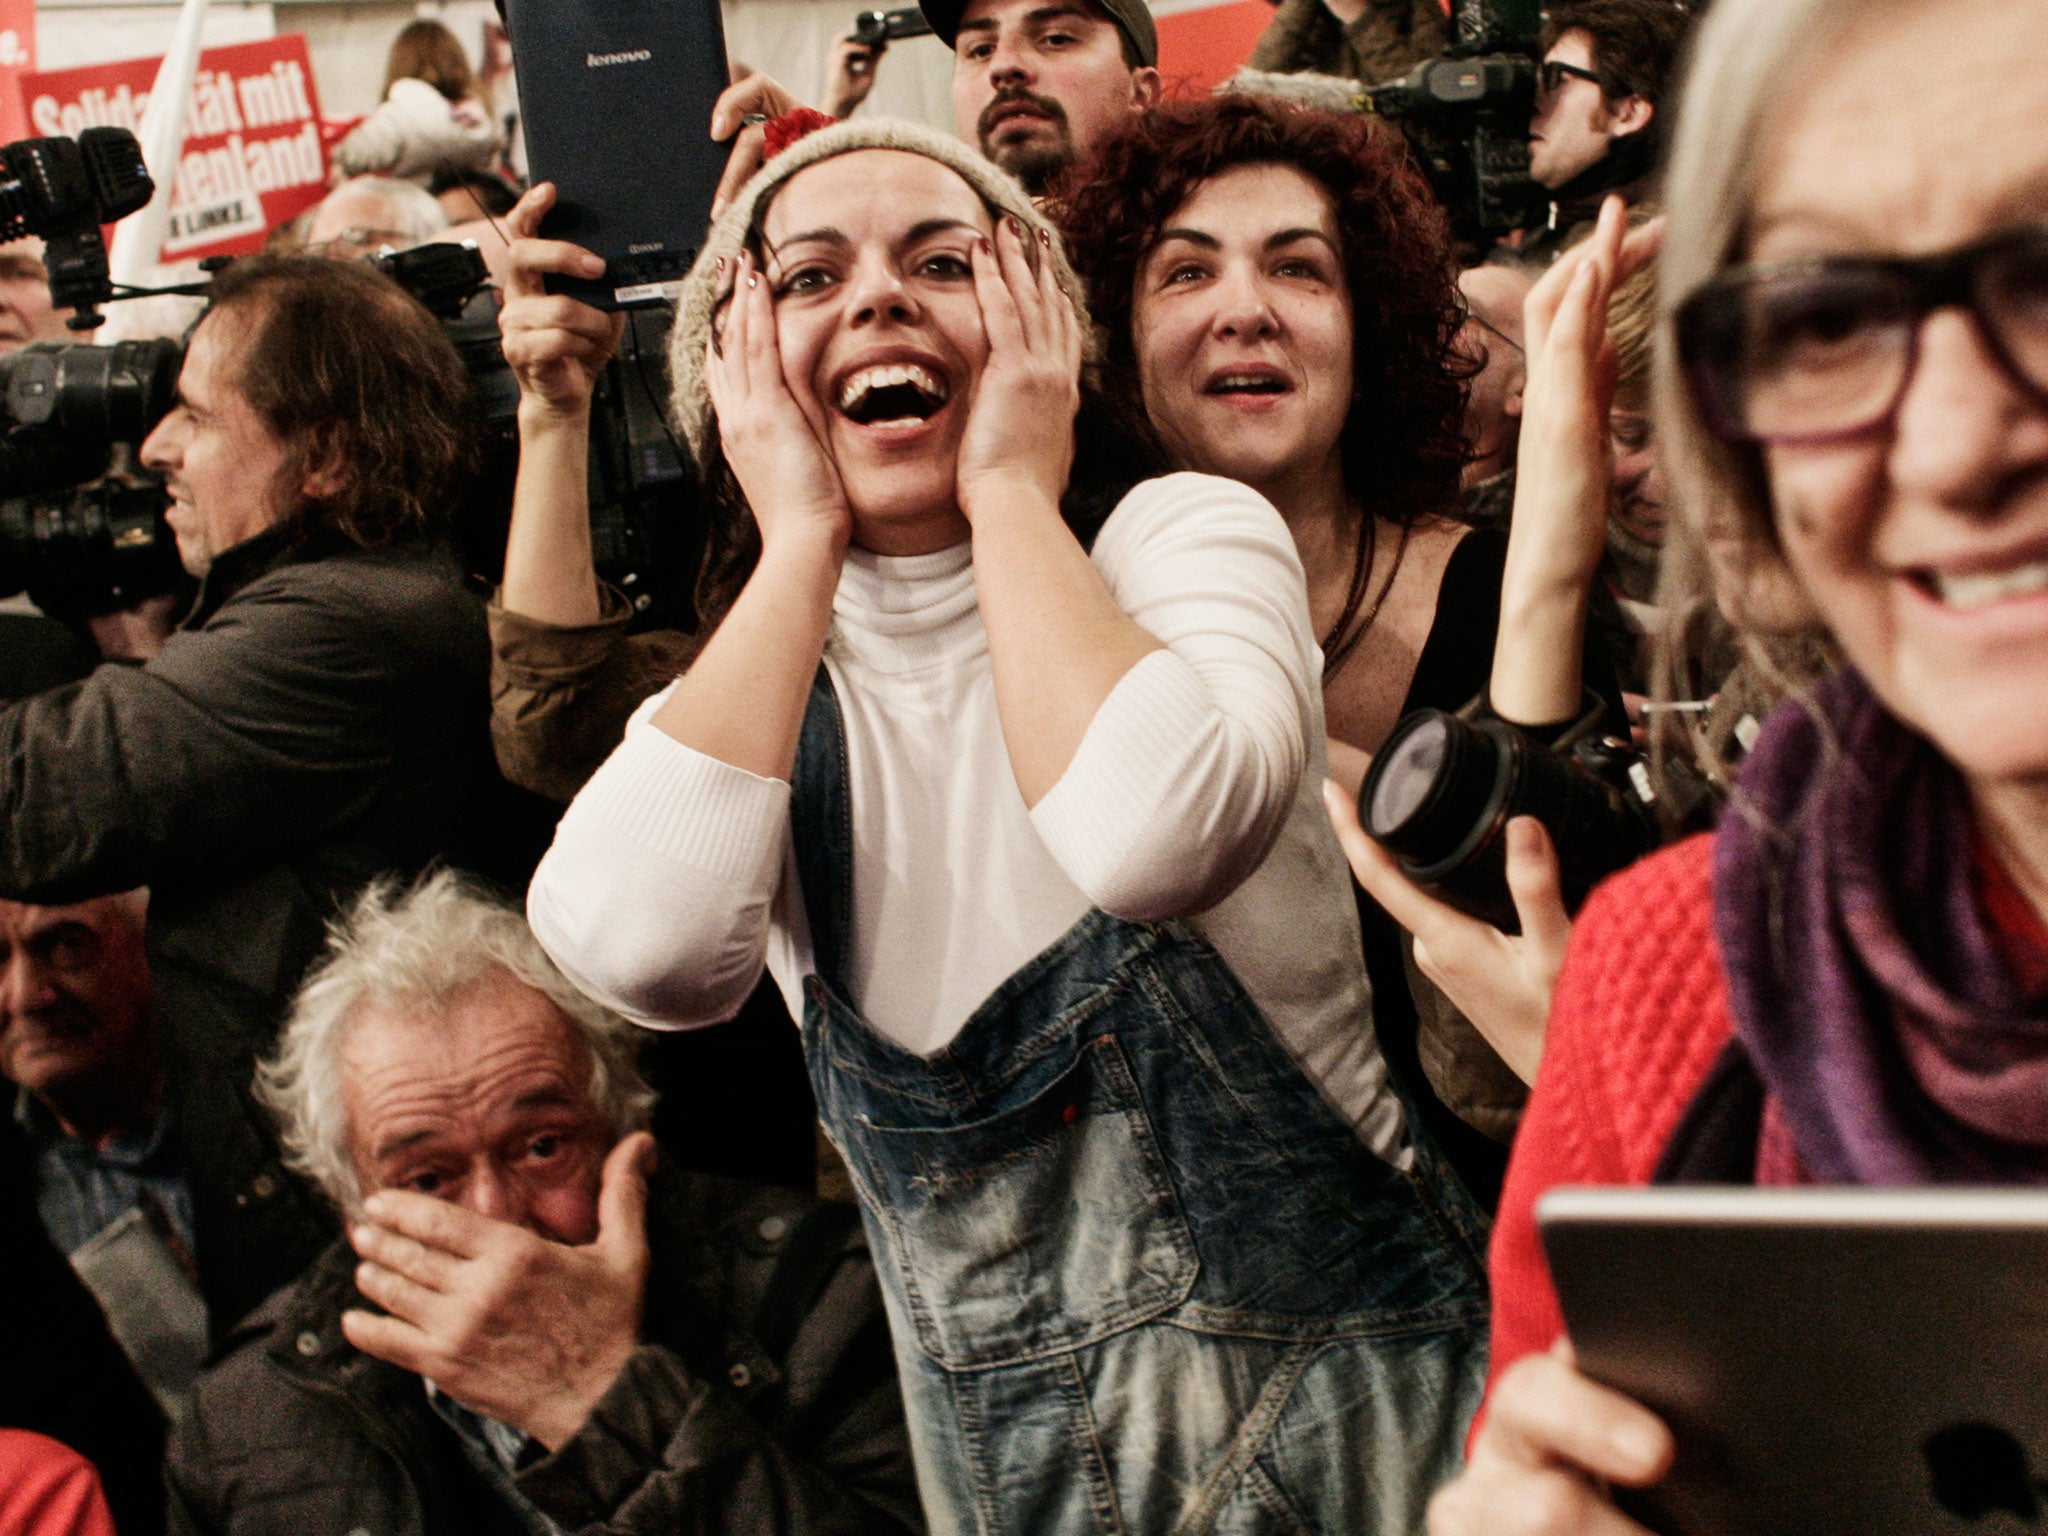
[791,671,1489,1535]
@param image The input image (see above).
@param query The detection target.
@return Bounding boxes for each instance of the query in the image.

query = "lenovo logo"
[586,48,652,67]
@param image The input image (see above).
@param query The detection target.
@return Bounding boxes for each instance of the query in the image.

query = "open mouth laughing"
[836,361,951,427]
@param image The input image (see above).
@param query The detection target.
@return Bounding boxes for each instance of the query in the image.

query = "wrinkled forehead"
[1747,0,2048,261]
[758,149,999,253]
[309,186,406,242]
[0,891,145,947]
[0,236,49,283]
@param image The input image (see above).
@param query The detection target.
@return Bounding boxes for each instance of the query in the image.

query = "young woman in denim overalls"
[523,118,1488,1534]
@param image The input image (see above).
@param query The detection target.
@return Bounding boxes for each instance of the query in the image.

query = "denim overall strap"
[790,668,856,991]
[788,666,1489,1536]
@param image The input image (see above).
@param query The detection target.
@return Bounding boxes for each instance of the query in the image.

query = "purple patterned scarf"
[1715,668,2048,1183]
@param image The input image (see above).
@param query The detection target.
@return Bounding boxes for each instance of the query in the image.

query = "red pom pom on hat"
[763,108,839,160]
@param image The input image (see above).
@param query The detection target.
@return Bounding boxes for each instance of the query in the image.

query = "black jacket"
[1246,0,1450,86]
[0,525,499,1331]
[166,1169,924,1536]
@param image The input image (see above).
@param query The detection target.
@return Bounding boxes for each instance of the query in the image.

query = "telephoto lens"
[1359,707,1655,931]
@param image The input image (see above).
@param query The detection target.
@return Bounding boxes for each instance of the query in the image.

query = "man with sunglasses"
[1527,1,1688,257]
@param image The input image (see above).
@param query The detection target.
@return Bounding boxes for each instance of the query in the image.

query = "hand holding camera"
[1325,780,1567,1084]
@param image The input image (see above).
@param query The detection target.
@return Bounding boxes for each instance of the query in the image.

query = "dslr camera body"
[1360,694,1658,932]
[1369,0,1547,244]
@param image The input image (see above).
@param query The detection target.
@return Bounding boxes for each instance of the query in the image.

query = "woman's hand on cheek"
[956,219,1082,524]
[1428,1341,1672,1536]
[705,251,853,557]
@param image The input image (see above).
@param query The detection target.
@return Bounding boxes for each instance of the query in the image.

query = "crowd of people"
[3,0,2045,1530]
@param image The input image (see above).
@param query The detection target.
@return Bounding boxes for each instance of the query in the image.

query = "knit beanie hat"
[666,116,1096,468]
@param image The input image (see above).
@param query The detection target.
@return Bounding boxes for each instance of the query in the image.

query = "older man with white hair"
[166,871,920,1536]
[305,174,449,261]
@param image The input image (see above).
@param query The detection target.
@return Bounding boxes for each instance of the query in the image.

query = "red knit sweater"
[1485,827,2048,1393]
[1484,832,1731,1387]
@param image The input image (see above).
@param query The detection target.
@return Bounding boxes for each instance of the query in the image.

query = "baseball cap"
[917,0,1159,69]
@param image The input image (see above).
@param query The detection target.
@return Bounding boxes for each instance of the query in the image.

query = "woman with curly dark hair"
[1057,95,1476,788]
[1061,95,1628,1208]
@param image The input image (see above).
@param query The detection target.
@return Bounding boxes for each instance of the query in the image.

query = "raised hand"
[498,183,626,421]
[1428,1340,1672,1536]
[822,36,884,120]
[341,1132,655,1451]
[709,72,803,221]
[1490,198,1665,728]
[704,251,854,555]
[1324,781,1569,1084]
[956,218,1082,523]
[1510,197,1666,598]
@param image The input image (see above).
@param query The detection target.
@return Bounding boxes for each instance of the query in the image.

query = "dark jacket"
[1246,0,1450,87]
[0,525,498,1332]
[1523,129,1661,265]
[0,1114,166,1536]
[487,590,700,805]
[166,1169,924,1536]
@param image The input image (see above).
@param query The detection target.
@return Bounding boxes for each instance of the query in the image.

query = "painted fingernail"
[1038,227,1052,246]
[977,236,992,255]
[747,272,759,289]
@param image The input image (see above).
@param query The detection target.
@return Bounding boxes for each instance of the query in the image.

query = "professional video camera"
[1368,0,1546,244]
[1,128,703,630]
[1358,694,1657,932]
[375,241,703,633]
[0,339,185,616]
[1,127,155,329]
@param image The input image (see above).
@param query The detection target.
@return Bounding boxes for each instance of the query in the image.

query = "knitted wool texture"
[665,117,1099,469]
[1485,833,1736,1390]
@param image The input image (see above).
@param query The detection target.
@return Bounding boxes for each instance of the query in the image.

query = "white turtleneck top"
[529,472,1406,1160]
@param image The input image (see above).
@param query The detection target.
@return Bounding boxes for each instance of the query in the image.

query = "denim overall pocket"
[846,1031,1198,1370]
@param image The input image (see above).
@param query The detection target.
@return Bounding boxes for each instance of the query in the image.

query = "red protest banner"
[0,0,33,142]
[19,34,327,263]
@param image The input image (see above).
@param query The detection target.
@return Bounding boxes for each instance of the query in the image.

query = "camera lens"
[1365,709,1509,870]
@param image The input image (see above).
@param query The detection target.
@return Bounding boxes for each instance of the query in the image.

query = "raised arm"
[528,251,848,1027]
[1489,199,1663,727]
[497,183,624,630]
[962,223,1312,917]
[958,219,1165,806]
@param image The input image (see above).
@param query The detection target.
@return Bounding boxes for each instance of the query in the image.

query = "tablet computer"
[1539,1185,2048,1536]
[503,0,729,309]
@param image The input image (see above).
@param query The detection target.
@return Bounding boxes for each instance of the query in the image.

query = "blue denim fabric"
[792,673,1488,1535]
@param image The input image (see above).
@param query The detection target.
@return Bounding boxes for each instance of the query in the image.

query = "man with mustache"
[709,0,1159,215]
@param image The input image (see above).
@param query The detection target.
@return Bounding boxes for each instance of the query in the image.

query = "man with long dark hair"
[0,256,498,1335]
